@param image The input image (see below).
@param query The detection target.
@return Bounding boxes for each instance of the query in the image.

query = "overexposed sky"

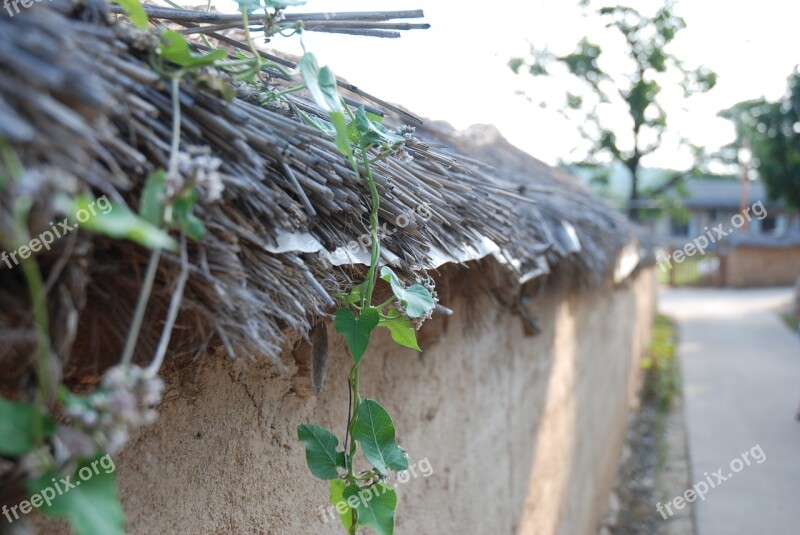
[258,0,798,169]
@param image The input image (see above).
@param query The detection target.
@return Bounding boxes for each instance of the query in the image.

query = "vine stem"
[339,114,383,535]
[346,364,360,535]
[15,201,51,446]
[346,364,361,478]
[262,84,306,102]
[1,141,50,445]
[120,249,161,367]
[340,101,380,307]
[167,75,182,180]
[240,9,263,74]
[354,469,379,481]
[145,233,189,377]
[121,74,183,368]
[359,139,381,306]
[376,295,396,310]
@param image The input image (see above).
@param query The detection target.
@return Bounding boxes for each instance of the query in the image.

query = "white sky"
[257,0,798,169]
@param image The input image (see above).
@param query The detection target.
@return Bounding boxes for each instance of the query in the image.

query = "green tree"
[721,71,800,210]
[509,1,716,220]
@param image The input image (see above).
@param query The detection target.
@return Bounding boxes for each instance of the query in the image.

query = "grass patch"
[780,310,799,332]
[641,314,680,468]
[642,315,680,410]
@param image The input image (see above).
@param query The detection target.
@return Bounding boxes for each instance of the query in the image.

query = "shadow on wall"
[518,271,652,534]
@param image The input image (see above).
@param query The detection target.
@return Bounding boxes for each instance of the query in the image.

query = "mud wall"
[112,266,656,535]
[722,245,800,287]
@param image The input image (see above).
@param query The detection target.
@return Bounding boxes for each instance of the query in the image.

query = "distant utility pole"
[739,138,751,232]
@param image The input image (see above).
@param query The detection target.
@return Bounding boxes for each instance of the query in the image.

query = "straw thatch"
[0,1,636,383]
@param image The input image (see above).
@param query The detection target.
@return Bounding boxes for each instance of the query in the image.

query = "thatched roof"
[0,2,638,377]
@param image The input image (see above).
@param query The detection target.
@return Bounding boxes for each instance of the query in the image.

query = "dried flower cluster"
[173,146,225,203]
[63,365,164,455]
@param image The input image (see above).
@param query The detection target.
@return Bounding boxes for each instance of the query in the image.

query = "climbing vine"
[0,0,432,534]
[296,60,436,534]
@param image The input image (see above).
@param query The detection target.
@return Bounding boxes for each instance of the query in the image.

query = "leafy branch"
[509,1,716,220]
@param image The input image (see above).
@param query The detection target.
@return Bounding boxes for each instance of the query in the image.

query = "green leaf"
[31,458,125,535]
[366,111,384,125]
[333,307,379,364]
[0,396,55,456]
[378,311,420,351]
[331,112,352,158]
[347,119,361,145]
[347,110,386,144]
[343,482,397,535]
[297,109,337,138]
[297,424,345,480]
[299,54,341,114]
[508,57,525,74]
[329,479,355,532]
[172,190,205,240]
[380,267,403,295]
[298,53,351,157]
[402,285,436,318]
[353,106,373,133]
[160,31,228,69]
[57,195,178,252]
[139,170,166,225]
[112,0,148,29]
[335,281,368,306]
[354,107,405,146]
[235,0,260,12]
[352,400,408,475]
[265,0,306,7]
[379,267,435,319]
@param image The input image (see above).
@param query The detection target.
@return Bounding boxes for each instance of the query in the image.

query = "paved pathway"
[660,287,800,535]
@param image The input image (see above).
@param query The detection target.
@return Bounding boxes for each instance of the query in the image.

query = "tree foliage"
[509,0,716,220]
[720,71,800,210]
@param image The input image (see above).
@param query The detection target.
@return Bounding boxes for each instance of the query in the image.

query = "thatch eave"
[0,3,644,380]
